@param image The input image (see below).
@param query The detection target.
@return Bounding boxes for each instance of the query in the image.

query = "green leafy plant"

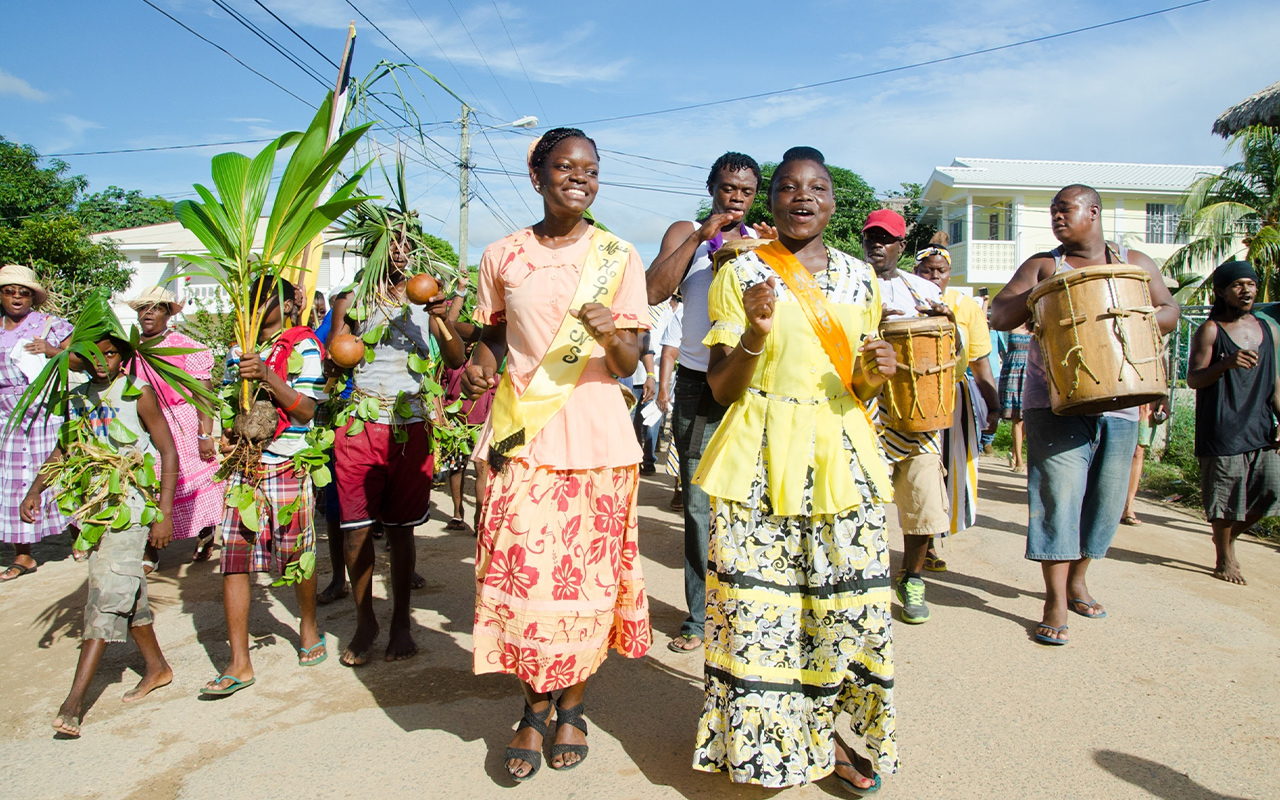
[173,91,375,410]
[1165,125,1280,298]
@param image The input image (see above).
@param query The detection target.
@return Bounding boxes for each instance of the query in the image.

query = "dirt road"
[0,457,1276,799]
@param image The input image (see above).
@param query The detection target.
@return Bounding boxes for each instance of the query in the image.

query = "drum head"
[881,316,954,336]
[1028,264,1150,305]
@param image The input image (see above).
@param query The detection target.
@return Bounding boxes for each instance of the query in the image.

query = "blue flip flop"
[834,758,882,796]
[298,633,327,667]
[1068,598,1107,619]
[1034,623,1069,646]
[200,675,255,697]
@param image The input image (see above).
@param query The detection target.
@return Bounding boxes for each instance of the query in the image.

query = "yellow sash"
[489,227,630,462]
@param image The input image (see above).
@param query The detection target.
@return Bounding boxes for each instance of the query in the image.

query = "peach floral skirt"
[473,460,650,692]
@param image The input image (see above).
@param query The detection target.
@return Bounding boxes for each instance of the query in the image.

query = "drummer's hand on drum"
[743,278,777,338]
[1225,349,1259,370]
[696,210,745,243]
[881,304,903,319]
[919,300,956,323]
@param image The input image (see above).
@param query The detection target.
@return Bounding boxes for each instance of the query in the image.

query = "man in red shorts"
[328,246,463,665]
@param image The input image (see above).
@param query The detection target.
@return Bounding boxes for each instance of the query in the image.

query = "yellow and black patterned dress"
[691,247,897,787]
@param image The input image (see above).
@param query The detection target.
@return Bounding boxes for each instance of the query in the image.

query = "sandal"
[1120,514,1140,526]
[200,675,256,697]
[191,531,215,562]
[549,702,589,771]
[923,555,947,572]
[298,632,327,667]
[444,517,468,532]
[1067,598,1107,619]
[1033,623,1069,646]
[834,758,881,796]
[667,633,702,652]
[505,699,552,782]
[0,562,37,581]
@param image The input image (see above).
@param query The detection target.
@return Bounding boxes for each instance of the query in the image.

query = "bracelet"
[453,289,467,298]
[739,337,765,357]
[282,393,303,414]
[646,372,657,379]
[197,433,213,441]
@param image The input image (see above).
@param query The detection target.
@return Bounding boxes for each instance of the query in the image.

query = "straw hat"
[0,264,47,307]
[127,285,183,315]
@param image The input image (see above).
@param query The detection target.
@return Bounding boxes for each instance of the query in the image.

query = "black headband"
[1212,260,1258,291]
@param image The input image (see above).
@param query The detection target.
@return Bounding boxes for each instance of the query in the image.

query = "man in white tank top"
[991,184,1179,646]
[646,153,766,652]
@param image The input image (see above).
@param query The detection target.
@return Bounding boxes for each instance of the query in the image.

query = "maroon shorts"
[335,420,434,530]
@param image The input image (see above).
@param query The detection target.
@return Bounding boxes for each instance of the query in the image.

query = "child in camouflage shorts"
[21,334,179,738]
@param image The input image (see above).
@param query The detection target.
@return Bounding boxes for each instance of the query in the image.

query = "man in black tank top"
[1187,260,1280,586]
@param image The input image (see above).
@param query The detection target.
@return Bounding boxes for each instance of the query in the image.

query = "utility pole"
[458,102,471,272]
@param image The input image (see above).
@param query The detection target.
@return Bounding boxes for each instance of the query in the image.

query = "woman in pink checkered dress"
[127,287,224,567]
[0,265,73,581]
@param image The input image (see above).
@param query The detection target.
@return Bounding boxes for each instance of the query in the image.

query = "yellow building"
[919,157,1221,294]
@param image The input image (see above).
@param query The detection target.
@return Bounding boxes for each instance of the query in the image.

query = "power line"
[250,0,340,69]
[210,0,331,88]
[345,0,466,106]
[48,138,274,157]
[399,0,483,109]
[489,0,547,122]
[443,0,516,117]
[138,0,314,107]
[559,0,1215,127]
[479,130,535,220]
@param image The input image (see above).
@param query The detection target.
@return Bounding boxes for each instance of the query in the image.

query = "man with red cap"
[862,209,949,625]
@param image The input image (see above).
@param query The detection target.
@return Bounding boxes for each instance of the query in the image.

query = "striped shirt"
[224,333,326,464]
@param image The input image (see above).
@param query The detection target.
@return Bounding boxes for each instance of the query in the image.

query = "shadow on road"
[1093,750,1254,800]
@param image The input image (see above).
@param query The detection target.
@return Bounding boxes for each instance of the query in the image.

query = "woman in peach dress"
[462,128,651,781]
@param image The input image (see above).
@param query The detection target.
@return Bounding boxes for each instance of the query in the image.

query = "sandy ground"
[0,456,1276,800]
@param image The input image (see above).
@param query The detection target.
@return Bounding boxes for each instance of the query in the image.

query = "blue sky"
[3,0,1279,262]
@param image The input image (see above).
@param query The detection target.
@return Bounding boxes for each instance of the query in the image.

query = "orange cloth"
[472,227,649,469]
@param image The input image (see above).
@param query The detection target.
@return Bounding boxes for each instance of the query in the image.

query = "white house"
[919,157,1222,293]
[90,220,365,323]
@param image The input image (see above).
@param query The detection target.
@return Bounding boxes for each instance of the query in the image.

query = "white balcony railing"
[951,240,1018,284]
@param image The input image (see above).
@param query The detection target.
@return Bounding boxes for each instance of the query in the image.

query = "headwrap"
[1212,260,1258,291]
[914,245,952,266]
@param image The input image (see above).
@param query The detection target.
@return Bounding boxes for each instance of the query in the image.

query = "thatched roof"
[1213,80,1280,137]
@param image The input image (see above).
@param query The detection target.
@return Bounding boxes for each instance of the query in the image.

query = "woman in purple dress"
[0,265,73,580]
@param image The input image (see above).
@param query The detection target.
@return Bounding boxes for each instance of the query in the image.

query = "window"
[948,218,964,244]
[988,213,1000,240]
[1146,204,1186,244]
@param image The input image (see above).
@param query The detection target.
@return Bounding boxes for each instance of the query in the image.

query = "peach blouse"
[472,226,649,470]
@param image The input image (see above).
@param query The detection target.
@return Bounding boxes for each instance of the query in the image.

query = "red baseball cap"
[863,208,907,239]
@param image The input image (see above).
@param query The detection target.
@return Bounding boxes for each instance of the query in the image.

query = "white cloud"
[0,67,50,101]
[228,117,272,123]
[58,114,103,138]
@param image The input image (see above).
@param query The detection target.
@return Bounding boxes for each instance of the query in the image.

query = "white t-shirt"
[677,225,758,371]
[878,270,942,318]
[659,303,683,350]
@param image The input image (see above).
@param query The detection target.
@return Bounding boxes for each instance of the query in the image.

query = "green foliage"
[175,293,237,385]
[0,135,84,222]
[1151,401,1201,504]
[175,91,374,407]
[75,186,175,233]
[1166,125,1280,298]
[887,182,938,258]
[746,162,880,257]
[0,136,135,321]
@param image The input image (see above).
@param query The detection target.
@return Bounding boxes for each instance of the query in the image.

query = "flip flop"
[1034,623,1069,646]
[444,517,468,531]
[667,633,702,652]
[923,555,947,572]
[200,675,255,697]
[298,633,327,667]
[191,532,215,562]
[0,562,36,581]
[51,713,82,739]
[1120,514,1140,526]
[834,760,882,796]
[1068,598,1107,619]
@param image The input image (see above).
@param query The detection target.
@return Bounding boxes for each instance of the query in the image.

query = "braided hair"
[528,127,598,176]
[706,152,762,191]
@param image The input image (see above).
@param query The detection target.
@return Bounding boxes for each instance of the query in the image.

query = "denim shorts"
[1025,408,1138,561]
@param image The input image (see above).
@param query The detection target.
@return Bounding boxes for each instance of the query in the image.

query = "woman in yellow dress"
[691,147,898,794]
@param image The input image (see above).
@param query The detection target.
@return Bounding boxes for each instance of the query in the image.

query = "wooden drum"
[1028,264,1166,415]
[711,237,769,270]
[879,316,957,432]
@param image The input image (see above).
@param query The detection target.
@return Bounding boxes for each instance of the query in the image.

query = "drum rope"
[1060,282,1101,398]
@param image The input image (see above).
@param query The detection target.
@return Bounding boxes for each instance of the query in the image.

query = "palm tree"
[1165,125,1280,300]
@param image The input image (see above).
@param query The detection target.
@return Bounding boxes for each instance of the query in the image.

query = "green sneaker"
[896,576,931,624]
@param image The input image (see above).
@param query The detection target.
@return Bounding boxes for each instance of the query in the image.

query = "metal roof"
[927,157,1220,194]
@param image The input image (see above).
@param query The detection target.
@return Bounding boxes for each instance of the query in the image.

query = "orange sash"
[752,240,877,429]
